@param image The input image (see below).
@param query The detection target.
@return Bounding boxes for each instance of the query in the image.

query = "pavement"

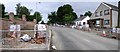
[52,27,119,50]
[90,28,120,39]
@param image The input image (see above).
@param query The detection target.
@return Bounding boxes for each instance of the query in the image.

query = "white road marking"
[83,39,90,42]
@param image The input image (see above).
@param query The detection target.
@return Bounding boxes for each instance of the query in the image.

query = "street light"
[36,2,40,24]
[35,2,40,38]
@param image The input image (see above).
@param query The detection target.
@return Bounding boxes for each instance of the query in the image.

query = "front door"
[100,19,103,28]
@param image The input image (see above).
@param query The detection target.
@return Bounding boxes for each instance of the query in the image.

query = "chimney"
[80,14,83,17]
[118,1,120,26]
[22,15,26,22]
[9,12,15,22]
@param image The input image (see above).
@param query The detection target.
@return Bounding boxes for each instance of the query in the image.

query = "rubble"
[1,22,49,50]
[32,37,46,44]
[20,34,31,42]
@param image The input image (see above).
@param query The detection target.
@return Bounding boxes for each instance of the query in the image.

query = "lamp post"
[36,2,40,24]
[35,2,40,38]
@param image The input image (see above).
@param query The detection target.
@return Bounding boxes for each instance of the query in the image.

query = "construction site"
[0,12,51,50]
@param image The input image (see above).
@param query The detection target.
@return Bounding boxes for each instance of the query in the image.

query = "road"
[52,27,118,50]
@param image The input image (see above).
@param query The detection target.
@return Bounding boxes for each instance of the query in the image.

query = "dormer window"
[100,11,103,16]
[104,9,109,15]
[95,12,99,17]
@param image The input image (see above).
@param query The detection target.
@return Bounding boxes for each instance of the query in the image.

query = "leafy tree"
[56,4,77,24]
[84,11,92,17]
[33,11,42,23]
[57,6,64,23]
[16,3,21,15]
[27,15,34,21]
[15,3,30,18]
[63,13,74,24]
[48,11,57,24]
[19,6,30,18]
[72,12,77,20]
[0,4,5,18]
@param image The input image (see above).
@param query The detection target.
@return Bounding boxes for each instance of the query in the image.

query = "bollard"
[102,30,107,37]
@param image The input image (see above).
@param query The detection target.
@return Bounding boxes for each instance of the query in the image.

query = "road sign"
[10,25,20,31]
[35,24,47,31]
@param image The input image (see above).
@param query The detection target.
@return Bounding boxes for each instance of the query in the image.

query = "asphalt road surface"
[52,27,119,50]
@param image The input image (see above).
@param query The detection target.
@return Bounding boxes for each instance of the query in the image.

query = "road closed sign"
[36,24,47,31]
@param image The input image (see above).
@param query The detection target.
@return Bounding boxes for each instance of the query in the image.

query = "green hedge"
[115,26,120,28]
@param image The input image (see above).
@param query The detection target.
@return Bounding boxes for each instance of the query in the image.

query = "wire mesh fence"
[0,30,49,49]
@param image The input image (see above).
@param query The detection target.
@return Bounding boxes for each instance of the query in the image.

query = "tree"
[16,3,21,15]
[15,3,30,18]
[63,13,74,24]
[19,6,30,18]
[84,11,92,17]
[33,11,42,23]
[0,4,5,18]
[48,11,57,24]
[72,12,77,20]
[27,15,34,21]
[56,4,77,24]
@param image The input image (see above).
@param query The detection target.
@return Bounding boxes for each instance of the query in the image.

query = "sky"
[0,0,119,22]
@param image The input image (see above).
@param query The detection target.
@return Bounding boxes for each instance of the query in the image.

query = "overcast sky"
[0,0,119,21]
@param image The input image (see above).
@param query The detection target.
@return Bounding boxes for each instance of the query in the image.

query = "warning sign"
[10,25,20,31]
[35,24,47,31]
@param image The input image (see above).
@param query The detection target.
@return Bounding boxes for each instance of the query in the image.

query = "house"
[88,2,118,28]
[74,15,90,26]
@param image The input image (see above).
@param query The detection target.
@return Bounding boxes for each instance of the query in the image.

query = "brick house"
[88,2,118,28]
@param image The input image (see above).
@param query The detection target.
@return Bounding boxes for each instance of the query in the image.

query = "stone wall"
[0,18,10,30]
[0,12,36,30]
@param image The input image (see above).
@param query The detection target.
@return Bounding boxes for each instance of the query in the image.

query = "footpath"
[85,28,120,40]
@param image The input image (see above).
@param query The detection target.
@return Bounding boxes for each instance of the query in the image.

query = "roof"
[103,2,118,11]
[74,16,86,21]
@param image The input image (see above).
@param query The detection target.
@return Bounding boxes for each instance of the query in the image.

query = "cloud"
[0,0,119,3]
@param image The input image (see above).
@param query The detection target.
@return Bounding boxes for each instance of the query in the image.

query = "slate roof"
[74,16,86,21]
[103,2,118,11]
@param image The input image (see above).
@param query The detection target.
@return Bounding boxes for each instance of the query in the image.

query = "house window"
[96,20,100,25]
[100,11,103,16]
[95,12,99,17]
[104,20,109,25]
[104,9,109,15]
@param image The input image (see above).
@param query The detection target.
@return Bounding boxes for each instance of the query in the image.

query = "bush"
[115,26,120,28]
